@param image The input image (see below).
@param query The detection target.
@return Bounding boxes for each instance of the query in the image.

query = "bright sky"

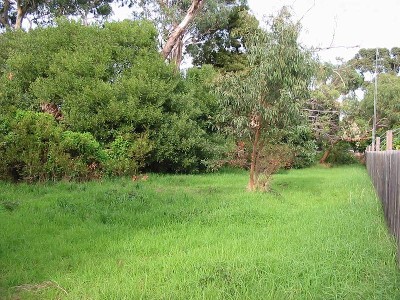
[247,0,400,63]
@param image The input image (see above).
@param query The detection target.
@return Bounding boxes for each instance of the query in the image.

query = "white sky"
[112,0,399,64]
[247,0,400,63]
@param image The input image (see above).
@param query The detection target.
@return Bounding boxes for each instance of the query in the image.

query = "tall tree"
[216,8,314,191]
[307,62,365,163]
[126,0,247,66]
[349,47,400,76]
[360,73,400,131]
[187,4,258,72]
[0,0,114,29]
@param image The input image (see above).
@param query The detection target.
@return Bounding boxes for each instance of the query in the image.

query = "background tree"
[216,8,314,191]
[126,0,247,66]
[187,5,258,72]
[0,0,114,29]
[349,47,400,76]
[360,73,400,131]
[307,62,365,163]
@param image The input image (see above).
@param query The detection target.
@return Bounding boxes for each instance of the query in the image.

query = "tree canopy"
[0,0,114,29]
[216,8,315,190]
[349,47,400,76]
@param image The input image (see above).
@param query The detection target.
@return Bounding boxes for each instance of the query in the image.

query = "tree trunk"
[319,148,331,164]
[248,125,261,191]
[170,33,184,67]
[15,0,27,29]
[161,0,204,62]
[0,0,11,28]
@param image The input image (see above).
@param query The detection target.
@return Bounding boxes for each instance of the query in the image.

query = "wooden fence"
[366,130,400,263]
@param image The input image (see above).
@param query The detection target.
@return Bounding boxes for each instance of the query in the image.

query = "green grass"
[0,165,399,299]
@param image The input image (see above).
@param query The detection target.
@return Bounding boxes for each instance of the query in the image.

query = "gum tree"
[217,8,314,191]
[126,0,247,66]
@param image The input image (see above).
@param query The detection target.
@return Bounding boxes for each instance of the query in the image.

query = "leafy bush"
[0,111,108,182]
[105,134,153,176]
[288,125,317,168]
[150,114,214,173]
[0,110,64,181]
[61,131,105,163]
[326,141,359,165]
[0,22,229,179]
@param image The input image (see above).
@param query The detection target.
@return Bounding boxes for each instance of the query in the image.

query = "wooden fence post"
[387,130,393,151]
[376,137,381,151]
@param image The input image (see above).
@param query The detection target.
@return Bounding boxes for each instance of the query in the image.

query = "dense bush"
[105,135,153,176]
[0,21,228,181]
[1,112,70,181]
[326,141,359,165]
[0,111,111,181]
[288,125,317,168]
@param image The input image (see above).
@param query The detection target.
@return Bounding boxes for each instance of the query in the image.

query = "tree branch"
[161,0,204,60]
[0,0,11,28]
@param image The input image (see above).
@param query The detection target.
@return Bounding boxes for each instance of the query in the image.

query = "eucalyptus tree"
[126,0,247,66]
[360,73,400,131]
[307,62,365,163]
[348,47,400,76]
[0,0,114,30]
[216,8,314,191]
[187,4,258,72]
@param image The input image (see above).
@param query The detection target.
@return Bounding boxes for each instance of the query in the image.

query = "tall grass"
[0,165,399,299]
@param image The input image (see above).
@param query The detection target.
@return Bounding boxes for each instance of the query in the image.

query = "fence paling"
[366,150,400,265]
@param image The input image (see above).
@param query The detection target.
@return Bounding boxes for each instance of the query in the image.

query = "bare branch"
[332,69,346,89]
[298,0,315,24]
[329,16,338,48]
[311,45,360,53]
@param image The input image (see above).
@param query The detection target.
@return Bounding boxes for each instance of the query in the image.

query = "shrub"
[0,110,63,181]
[0,111,107,182]
[105,134,153,176]
[326,141,359,165]
[288,125,317,169]
[150,114,219,173]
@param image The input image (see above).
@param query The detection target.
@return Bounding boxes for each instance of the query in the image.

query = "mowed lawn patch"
[0,165,399,299]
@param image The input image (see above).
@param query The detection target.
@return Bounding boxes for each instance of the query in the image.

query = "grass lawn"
[0,165,399,299]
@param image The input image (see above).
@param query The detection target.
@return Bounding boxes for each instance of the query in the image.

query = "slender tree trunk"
[319,148,331,164]
[0,0,11,28]
[15,0,27,29]
[161,0,204,61]
[248,125,261,191]
[170,33,184,67]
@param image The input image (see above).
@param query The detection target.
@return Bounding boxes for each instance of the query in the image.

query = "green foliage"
[0,0,114,29]
[393,137,400,150]
[60,131,105,163]
[130,0,249,65]
[151,114,211,173]
[187,5,258,72]
[0,110,63,182]
[105,135,152,176]
[349,47,400,75]
[287,125,317,168]
[326,141,359,165]
[216,8,315,189]
[147,65,227,173]
[0,19,161,142]
[0,111,107,182]
[0,21,228,179]
[361,73,400,129]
